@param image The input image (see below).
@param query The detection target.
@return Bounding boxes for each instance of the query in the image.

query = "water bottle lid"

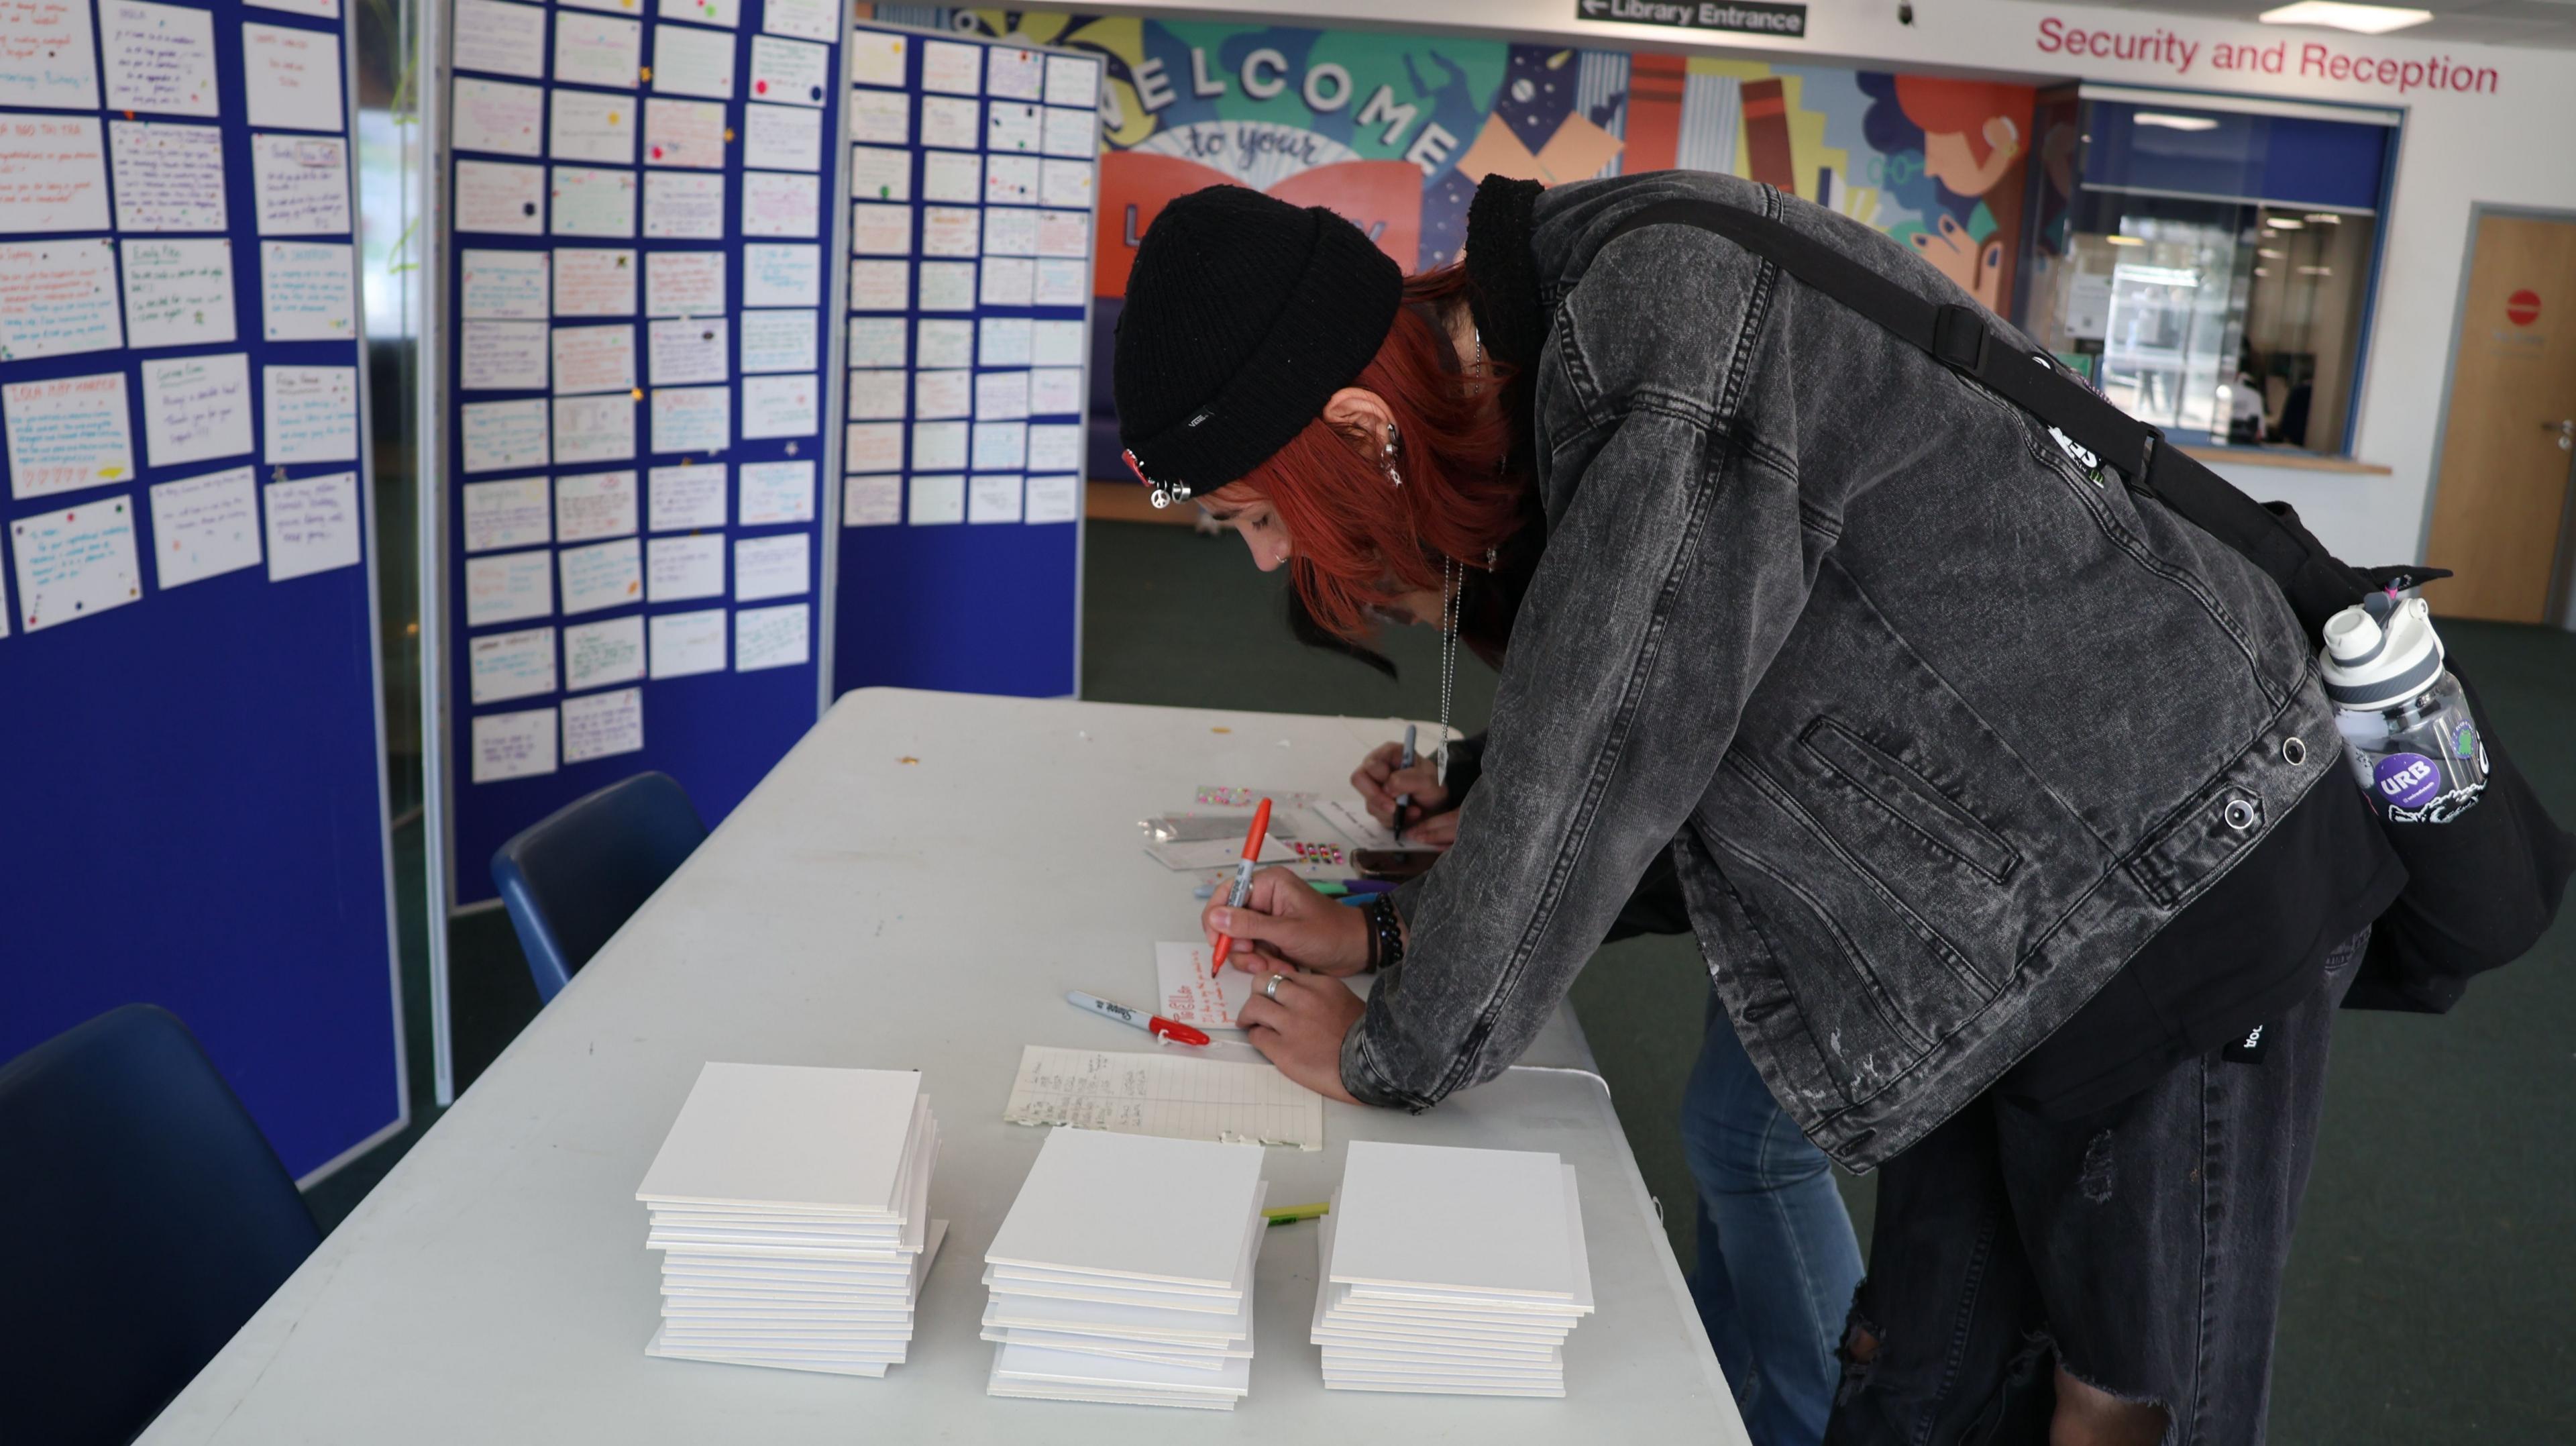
[2319,596,2445,709]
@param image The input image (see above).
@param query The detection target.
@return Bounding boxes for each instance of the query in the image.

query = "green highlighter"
[1263,1201,1330,1227]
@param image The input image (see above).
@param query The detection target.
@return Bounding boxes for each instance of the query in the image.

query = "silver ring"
[1264,974,1285,1000]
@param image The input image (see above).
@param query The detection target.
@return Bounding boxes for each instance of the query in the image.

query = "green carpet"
[329,519,2573,1439]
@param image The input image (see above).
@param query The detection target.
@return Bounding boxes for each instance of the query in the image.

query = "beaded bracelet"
[1364,895,1405,974]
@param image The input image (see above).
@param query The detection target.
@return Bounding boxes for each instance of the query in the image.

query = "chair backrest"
[490,770,707,1002]
[0,1004,321,1446]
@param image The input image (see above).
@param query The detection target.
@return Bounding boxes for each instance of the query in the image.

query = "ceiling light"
[2259,248,2286,258]
[2106,234,2146,246]
[2135,112,2218,132]
[2258,1,2432,34]
[2268,217,2306,229]
[2299,265,2333,276]
[2305,213,2343,224]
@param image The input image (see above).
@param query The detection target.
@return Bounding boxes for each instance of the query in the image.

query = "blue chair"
[492,770,707,1002]
[0,1004,320,1446]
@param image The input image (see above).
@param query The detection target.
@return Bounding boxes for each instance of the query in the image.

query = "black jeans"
[1826,930,2367,1446]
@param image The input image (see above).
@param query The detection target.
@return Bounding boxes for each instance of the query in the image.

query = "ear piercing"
[1383,423,1404,488]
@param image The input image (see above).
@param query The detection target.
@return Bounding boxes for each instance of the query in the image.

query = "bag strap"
[1599,196,2383,634]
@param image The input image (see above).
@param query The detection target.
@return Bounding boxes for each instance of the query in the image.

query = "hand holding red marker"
[1209,797,1272,978]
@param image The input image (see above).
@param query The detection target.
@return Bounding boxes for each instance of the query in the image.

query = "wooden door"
[2423,213,2576,623]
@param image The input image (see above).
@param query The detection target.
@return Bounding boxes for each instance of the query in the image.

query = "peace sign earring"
[1381,423,1403,488]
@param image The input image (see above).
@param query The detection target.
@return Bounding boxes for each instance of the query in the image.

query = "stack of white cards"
[981,1127,1268,1410]
[635,1063,945,1378]
[1311,1142,1595,1397]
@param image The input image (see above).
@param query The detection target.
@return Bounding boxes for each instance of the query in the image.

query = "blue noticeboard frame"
[433,0,846,910]
[832,23,1097,701]
[0,0,402,1179]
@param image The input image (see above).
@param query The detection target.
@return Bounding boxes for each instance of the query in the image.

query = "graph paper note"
[1002,1045,1325,1151]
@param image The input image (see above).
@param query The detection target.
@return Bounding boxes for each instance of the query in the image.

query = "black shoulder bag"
[1606,197,2575,1012]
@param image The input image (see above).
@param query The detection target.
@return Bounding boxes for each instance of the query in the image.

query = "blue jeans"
[1685,992,1864,1446]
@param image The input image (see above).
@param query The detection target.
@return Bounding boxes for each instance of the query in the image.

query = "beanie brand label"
[1186,406,1216,429]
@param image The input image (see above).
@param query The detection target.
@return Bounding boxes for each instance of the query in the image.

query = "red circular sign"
[2506,289,2541,326]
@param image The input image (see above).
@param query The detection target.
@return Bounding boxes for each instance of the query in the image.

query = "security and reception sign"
[1579,0,1811,38]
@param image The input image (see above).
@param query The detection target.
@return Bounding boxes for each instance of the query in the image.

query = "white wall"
[1104,0,2576,570]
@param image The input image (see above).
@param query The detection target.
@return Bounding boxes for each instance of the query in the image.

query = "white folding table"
[140,690,1743,1444]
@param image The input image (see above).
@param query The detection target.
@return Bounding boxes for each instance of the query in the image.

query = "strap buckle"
[1930,304,1988,372]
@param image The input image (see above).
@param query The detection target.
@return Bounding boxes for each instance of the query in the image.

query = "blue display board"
[439,0,845,905]
[832,23,1095,700]
[0,0,400,1177]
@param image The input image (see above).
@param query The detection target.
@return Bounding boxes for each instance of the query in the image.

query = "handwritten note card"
[641,170,722,238]
[642,96,722,168]
[460,248,547,319]
[0,238,120,362]
[11,494,140,629]
[460,397,549,473]
[263,470,360,580]
[146,464,261,588]
[550,321,634,394]
[557,535,642,614]
[849,200,908,256]
[978,256,1030,305]
[453,0,546,79]
[562,611,643,690]
[987,45,1039,101]
[1150,940,1377,1036]
[843,474,898,526]
[741,168,816,238]
[260,364,358,465]
[0,113,109,231]
[846,28,904,87]
[139,351,252,468]
[647,313,727,385]
[461,473,549,553]
[745,33,822,106]
[1026,472,1077,524]
[647,605,723,676]
[847,368,900,421]
[259,240,355,340]
[1000,1046,1325,1151]
[455,158,543,234]
[551,9,636,89]
[846,87,904,146]
[920,38,977,95]
[907,472,961,525]
[735,459,808,525]
[4,370,133,498]
[550,87,633,165]
[102,0,216,115]
[743,243,817,305]
[1033,257,1085,306]
[1044,54,1099,109]
[0,0,101,109]
[651,21,731,99]
[733,600,804,670]
[1028,422,1081,472]
[551,389,639,462]
[648,383,726,454]
[550,165,637,238]
[967,472,1019,524]
[645,460,722,530]
[471,705,556,782]
[643,249,722,315]
[451,76,543,156]
[108,117,224,230]
[553,246,635,317]
[464,546,550,625]
[731,531,804,600]
[460,319,547,390]
[561,684,643,763]
[552,466,634,541]
[843,419,899,471]
[645,530,721,601]
[848,258,905,311]
[240,22,340,132]
[250,134,350,234]
[739,372,812,439]
[741,99,819,171]
[468,625,555,705]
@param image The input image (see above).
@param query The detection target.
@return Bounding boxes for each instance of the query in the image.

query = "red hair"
[1211,264,1529,645]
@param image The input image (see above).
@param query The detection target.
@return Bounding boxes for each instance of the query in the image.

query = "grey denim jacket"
[1345,172,2338,1170]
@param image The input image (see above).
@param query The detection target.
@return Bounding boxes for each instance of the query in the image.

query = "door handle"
[2549,419,2576,451]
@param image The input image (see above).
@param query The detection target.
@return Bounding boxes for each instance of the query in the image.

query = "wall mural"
[874,9,2036,310]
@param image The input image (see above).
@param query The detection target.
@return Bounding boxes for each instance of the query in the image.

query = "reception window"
[2018,87,2398,457]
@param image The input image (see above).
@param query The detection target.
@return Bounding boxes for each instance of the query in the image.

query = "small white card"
[643,250,724,316]
[472,706,557,782]
[843,474,900,526]
[553,466,637,542]
[260,240,355,341]
[464,546,552,626]
[251,135,351,234]
[263,470,362,580]
[647,607,725,677]
[731,531,805,599]
[737,309,812,373]
[734,601,806,670]
[743,244,818,305]
[455,160,545,234]
[741,169,817,238]
[262,364,358,464]
[562,686,644,763]
[148,466,262,589]
[241,21,341,132]
[558,535,643,614]
[550,166,637,238]
[907,472,963,525]
[736,460,810,525]
[646,460,724,531]
[468,625,556,705]
[460,397,549,474]
[551,322,635,395]
[649,384,728,453]
[553,393,635,465]
[140,351,254,468]
[11,493,140,629]
[646,531,723,601]
[642,170,724,238]
[743,101,821,172]
[968,472,1020,524]
[462,474,550,553]
[118,238,236,350]
[4,370,136,499]
[461,320,548,390]
[739,372,813,439]
[648,315,728,386]
[563,613,645,690]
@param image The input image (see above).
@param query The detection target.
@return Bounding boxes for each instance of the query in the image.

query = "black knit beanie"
[1113,186,1403,501]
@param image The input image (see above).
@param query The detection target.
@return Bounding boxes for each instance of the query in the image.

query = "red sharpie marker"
[1065,990,1210,1047]
[1210,796,1272,978]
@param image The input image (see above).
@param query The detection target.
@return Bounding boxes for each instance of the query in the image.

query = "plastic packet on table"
[1140,813,1301,844]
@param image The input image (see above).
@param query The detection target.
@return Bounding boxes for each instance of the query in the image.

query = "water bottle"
[2318,593,2487,823]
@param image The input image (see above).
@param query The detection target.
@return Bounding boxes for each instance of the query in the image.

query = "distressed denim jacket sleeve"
[1342,221,1825,1110]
